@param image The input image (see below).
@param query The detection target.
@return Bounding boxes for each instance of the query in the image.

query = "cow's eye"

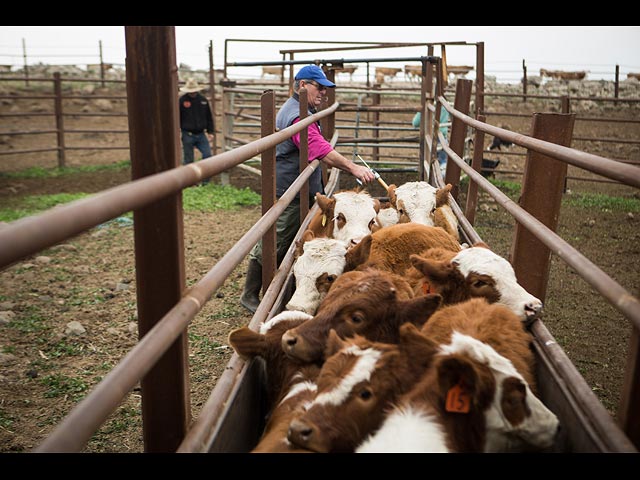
[368,219,375,230]
[359,388,373,400]
[326,274,336,283]
[350,313,364,324]
[398,208,404,215]
[431,206,437,214]
[472,279,487,288]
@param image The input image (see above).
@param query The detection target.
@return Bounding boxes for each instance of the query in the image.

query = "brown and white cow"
[282,268,442,363]
[345,223,461,275]
[408,243,544,322]
[287,325,439,452]
[307,190,380,246]
[228,310,320,453]
[356,299,559,453]
[285,231,350,315]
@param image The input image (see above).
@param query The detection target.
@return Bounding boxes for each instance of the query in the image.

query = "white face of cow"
[260,310,314,335]
[452,247,543,321]
[377,207,400,228]
[394,181,438,226]
[331,191,378,245]
[286,238,349,315]
[441,332,559,452]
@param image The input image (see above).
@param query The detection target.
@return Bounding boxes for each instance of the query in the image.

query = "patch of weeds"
[2,345,16,354]
[564,192,640,212]
[0,409,15,430]
[40,373,88,401]
[182,184,260,212]
[0,193,89,222]
[189,332,223,355]
[97,405,139,435]
[0,161,130,180]
[46,340,84,358]
[8,306,49,333]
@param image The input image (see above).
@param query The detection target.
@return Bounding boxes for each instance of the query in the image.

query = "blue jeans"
[181,130,212,184]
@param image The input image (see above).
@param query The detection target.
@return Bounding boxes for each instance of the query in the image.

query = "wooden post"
[510,112,575,302]
[319,68,335,186]
[53,72,66,169]
[522,59,527,102]
[208,40,218,156]
[125,25,190,453]
[371,84,381,164]
[615,64,620,106]
[619,327,640,449]
[444,78,473,200]
[464,114,486,226]
[418,59,428,181]
[99,40,105,88]
[261,90,277,292]
[299,88,310,224]
[475,42,484,118]
[22,38,29,87]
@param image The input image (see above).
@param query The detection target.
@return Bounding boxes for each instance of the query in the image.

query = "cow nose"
[288,418,316,448]
[524,301,544,324]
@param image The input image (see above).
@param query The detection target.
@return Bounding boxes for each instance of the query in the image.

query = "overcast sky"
[1,26,639,82]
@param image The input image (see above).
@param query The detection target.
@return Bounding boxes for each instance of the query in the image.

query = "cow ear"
[398,294,442,328]
[316,193,335,214]
[410,254,455,284]
[398,323,438,369]
[472,241,491,250]
[228,327,265,359]
[387,184,397,207]
[345,235,372,271]
[436,355,485,410]
[372,198,381,214]
[436,184,452,208]
[325,329,348,358]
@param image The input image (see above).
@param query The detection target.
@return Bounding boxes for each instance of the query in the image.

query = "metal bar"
[475,41,484,118]
[261,90,277,297]
[125,25,190,454]
[482,92,640,103]
[440,96,640,188]
[0,102,339,271]
[0,130,58,136]
[299,88,310,224]
[228,55,439,67]
[438,132,640,332]
[511,113,574,303]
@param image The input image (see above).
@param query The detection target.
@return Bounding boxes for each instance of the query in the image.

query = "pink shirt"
[291,118,334,161]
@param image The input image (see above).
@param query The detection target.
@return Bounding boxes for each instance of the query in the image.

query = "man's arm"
[320,150,375,184]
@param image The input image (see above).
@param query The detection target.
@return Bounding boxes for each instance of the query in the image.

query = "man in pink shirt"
[240,65,375,313]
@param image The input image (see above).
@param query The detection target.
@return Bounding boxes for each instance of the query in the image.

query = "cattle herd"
[229,181,559,453]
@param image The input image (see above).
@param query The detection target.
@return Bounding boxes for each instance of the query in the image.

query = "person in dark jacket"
[240,64,375,313]
[179,78,214,185]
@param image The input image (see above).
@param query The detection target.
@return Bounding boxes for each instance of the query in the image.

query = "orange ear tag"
[321,214,327,227]
[445,383,471,413]
[422,281,432,295]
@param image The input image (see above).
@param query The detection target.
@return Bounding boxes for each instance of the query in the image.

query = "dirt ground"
[0,78,639,452]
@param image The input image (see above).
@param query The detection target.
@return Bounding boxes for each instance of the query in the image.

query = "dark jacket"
[179,92,214,134]
[275,93,324,201]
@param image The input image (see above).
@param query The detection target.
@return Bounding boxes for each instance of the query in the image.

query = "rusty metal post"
[444,78,473,200]
[464,114,486,226]
[208,41,218,156]
[299,88,310,224]
[22,38,29,87]
[53,72,66,168]
[319,68,335,186]
[475,42,484,118]
[615,65,620,106]
[619,327,640,449]
[125,25,190,453]
[371,84,381,164]
[510,112,575,302]
[220,84,234,185]
[522,59,527,102]
[418,59,428,181]
[261,90,277,292]
[99,40,105,88]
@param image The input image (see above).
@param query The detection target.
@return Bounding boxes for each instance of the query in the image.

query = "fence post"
[615,64,620,106]
[464,114,486,225]
[299,88,310,225]
[261,90,277,292]
[124,25,190,453]
[475,42,484,118]
[220,80,235,185]
[522,59,527,102]
[510,112,575,303]
[22,38,29,87]
[619,327,640,449]
[319,68,335,186]
[208,40,218,156]
[53,72,66,168]
[371,84,381,164]
[99,40,105,88]
[444,78,472,201]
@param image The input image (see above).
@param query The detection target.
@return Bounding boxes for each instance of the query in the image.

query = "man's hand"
[352,164,375,184]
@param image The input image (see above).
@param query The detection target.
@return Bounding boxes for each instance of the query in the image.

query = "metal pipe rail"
[440,96,640,188]
[436,128,640,332]
[0,102,339,270]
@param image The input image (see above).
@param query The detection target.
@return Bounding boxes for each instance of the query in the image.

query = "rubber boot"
[240,259,262,313]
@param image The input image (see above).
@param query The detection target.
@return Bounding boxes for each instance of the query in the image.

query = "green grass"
[564,192,640,212]
[182,184,260,212]
[0,192,89,222]
[40,373,89,400]
[0,161,130,180]
[8,307,49,333]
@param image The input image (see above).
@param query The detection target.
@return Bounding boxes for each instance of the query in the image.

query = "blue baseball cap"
[295,65,336,88]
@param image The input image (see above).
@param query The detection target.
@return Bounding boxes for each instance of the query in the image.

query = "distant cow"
[404,65,423,82]
[334,64,358,81]
[627,72,640,81]
[539,69,586,81]
[375,67,402,84]
[262,66,284,78]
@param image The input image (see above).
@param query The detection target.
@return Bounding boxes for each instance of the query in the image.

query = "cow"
[376,201,400,228]
[387,182,460,240]
[285,230,350,315]
[287,325,440,452]
[345,223,462,275]
[539,69,587,81]
[356,299,559,453]
[281,268,442,363]
[227,310,319,453]
[261,66,284,78]
[307,190,380,247]
[407,243,544,322]
[404,65,423,83]
[334,64,358,81]
[374,67,401,84]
